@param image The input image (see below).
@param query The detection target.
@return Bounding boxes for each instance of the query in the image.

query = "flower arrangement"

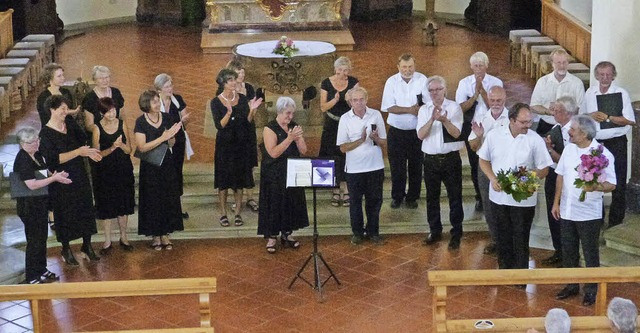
[496,166,540,202]
[272,36,299,58]
[573,144,609,202]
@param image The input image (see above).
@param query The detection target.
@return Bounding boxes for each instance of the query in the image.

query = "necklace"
[47,120,66,133]
[94,86,111,99]
[146,113,160,124]
[219,91,236,103]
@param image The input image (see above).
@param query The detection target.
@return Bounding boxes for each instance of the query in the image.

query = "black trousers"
[491,202,535,269]
[345,169,384,237]
[465,140,481,201]
[20,215,49,281]
[477,168,496,241]
[387,127,423,203]
[561,218,602,294]
[600,135,627,227]
[544,169,562,253]
[423,151,464,238]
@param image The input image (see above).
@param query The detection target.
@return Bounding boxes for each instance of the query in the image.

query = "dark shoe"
[351,234,364,245]
[423,233,442,245]
[219,215,230,227]
[119,239,134,252]
[342,193,350,207]
[483,242,497,254]
[556,286,579,300]
[448,237,461,250]
[234,215,244,226]
[81,244,100,261]
[40,270,59,283]
[514,284,527,289]
[475,199,483,212]
[405,200,418,209]
[266,237,277,254]
[182,211,190,219]
[390,199,402,209]
[542,252,562,266]
[246,199,259,212]
[582,292,596,306]
[61,248,79,266]
[280,234,300,248]
[369,235,385,245]
[331,193,341,207]
[99,243,113,255]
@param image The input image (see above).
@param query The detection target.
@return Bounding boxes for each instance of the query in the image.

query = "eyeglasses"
[22,138,40,144]
[428,87,445,93]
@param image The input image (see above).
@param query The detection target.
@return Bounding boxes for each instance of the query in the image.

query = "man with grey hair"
[526,308,571,333]
[541,96,578,266]
[417,76,464,250]
[608,297,638,333]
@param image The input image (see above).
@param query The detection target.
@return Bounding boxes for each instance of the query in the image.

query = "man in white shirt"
[551,115,616,306]
[456,51,504,212]
[579,61,636,228]
[530,49,585,135]
[468,86,509,255]
[478,103,553,271]
[541,96,577,266]
[417,76,464,250]
[337,86,387,245]
[381,54,429,209]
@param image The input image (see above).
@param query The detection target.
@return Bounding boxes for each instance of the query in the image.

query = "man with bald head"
[468,86,509,254]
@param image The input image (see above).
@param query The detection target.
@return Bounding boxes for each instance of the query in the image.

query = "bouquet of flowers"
[272,36,299,58]
[574,144,609,202]
[496,166,540,202]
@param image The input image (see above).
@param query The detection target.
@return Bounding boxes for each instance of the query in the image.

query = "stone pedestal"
[626,101,640,213]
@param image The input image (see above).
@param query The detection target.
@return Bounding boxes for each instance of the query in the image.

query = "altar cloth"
[235,40,336,58]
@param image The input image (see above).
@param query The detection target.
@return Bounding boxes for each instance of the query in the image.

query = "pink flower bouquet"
[573,144,609,202]
[272,36,299,58]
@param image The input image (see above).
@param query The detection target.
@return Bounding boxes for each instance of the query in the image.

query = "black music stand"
[286,159,341,301]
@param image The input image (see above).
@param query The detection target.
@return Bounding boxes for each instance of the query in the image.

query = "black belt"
[424,151,458,160]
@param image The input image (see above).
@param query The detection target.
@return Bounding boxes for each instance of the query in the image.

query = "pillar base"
[625,182,640,214]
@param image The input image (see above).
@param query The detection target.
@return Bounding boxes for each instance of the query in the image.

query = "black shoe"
[40,270,59,283]
[405,200,418,209]
[390,199,402,209]
[423,233,442,245]
[99,243,113,255]
[556,286,579,300]
[475,199,483,212]
[582,292,596,306]
[81,244,100,262]
[483,242,497,254]
[119,239,134,252]
[182,212,190,219]
[542,252,562,266]
[369,235,385,245]
[351,234,364,245]
[448,237,461,250]
[61,248,79,266]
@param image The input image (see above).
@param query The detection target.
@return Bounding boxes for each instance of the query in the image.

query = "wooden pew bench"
[0,277,217,333]
[428,267,640,333]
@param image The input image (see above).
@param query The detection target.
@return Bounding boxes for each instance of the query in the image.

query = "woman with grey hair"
[552,114,617,306]
[13,127,71,283]
[608,297,638,333]
[82,65,125,131]
[526,308,571,333]
[211,68,261,227]
[257,97,309,253]
[319,56,359,207]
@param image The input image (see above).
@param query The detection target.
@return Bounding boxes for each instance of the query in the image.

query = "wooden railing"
[0,9,13,57]
[0,277,217,333]
[428,267,640,333]
[541,0,591,65]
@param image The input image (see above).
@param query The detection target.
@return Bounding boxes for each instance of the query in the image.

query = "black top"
[14,149,48,217]
[320,76,359,119]
[81,87,125,125]
[36,87,76,125]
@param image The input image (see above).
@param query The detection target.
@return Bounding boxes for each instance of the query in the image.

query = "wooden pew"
[0,277,217,333]
[541,0,591,65]
[0,9,13,57]
[428,267,640,333]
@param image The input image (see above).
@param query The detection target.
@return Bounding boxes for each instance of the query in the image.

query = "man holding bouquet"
[478,103,552,272]
[551,115,616,306]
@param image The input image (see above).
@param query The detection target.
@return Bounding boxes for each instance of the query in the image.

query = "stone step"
[598,246,640,267]
[603,216,640,257]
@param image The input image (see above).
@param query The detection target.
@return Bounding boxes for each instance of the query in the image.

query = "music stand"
[286,158,341,301]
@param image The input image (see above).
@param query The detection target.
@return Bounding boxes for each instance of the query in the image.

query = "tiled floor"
[0,17,639,333]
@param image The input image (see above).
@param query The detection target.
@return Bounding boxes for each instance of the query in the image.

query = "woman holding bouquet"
[551,115,616,306]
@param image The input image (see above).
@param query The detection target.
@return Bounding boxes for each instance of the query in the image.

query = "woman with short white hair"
[82,65,125,132]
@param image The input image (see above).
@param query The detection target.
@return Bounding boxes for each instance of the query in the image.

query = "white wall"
[56,0,137,26]
[557,0,592,25]
[414,0,467,14]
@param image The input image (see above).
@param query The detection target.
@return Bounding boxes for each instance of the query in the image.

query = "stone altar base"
[200,29,355,53]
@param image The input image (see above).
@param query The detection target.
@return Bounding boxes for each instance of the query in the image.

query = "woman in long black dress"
[134,90,183,251]
[39,95,102,265]
[82,65,125,132]
[14,127,70,283]
[319,56,359,207]
[257,97,309,253]
[155,73,191,219]
[91,97,135,254]
[212,69,261,227]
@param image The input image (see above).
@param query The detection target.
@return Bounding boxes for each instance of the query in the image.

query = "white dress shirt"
[530,72,585,125]
[416,99,464,154]
[579,83,635,140]
[556,139,616,221]
[381,72,430,130]
[468,106,509,143]
[455,73,503,114]
[478,127,553,207]
[336,107,387,174]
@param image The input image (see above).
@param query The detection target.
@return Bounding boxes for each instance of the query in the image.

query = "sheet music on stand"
[286,158,335,188]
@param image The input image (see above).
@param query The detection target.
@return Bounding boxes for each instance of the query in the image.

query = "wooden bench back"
[428,267,640,333]
[0,9,14,57]
[541,0,591,65]
[0,277,217,333]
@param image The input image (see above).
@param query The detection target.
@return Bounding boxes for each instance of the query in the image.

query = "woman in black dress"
[134,90,183,250]
[14,127,71,283]
[154,73,191,219]
[91,97,135,254]
[82,65,125,132]
[257,97,309,253]
[36,63,81,125]
[319,56,359,207]
[212,69,261,227]
[39,95,102,265]
[227,60,263,212]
